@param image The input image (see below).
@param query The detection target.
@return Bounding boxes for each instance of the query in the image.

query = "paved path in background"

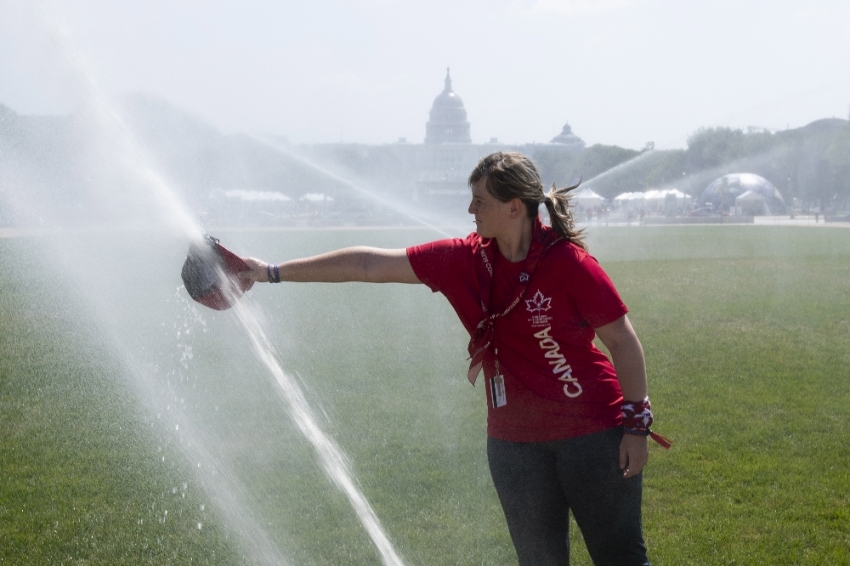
[752,216,848,227]
[583,215,849,228]
[1,217,848,238]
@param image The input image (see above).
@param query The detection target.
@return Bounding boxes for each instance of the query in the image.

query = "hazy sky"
[2,0,849,150]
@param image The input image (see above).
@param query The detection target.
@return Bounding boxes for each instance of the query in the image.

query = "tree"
[826,123,850,209]
[686,127,748,172]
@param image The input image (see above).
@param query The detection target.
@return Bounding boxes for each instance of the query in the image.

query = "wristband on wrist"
[266,263,281,283]
[621,396,673,449]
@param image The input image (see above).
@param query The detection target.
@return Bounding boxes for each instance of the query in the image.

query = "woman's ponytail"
[544,181,586,250]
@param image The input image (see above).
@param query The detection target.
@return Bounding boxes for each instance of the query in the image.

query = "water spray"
[27,11,409,566]
[254,136,465,239]
[582,149,656,188]
[179,235,406,564]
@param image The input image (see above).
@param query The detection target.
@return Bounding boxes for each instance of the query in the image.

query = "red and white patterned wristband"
[621,396,673,449]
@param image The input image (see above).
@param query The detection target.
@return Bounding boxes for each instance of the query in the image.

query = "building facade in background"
[367,69,585,206]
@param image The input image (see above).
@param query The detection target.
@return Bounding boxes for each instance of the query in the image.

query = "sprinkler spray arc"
[181,238,407,565]
[253,135,467,239]
[36,13,409,566]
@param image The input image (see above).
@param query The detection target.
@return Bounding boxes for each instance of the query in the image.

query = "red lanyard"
[467,220,560,385]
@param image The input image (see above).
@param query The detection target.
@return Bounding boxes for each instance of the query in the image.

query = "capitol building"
[306,68,586,206]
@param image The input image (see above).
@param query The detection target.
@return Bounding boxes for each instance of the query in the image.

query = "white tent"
[613,192,645,203]
[613,192,638,201]
[643,189,665,202]
[574,188,604,208]
[614,188,692,212]
[643,189,691,203]
[735,190,765,202]
[224,189,291,202]
[300,193,333,202]
[735,190,768,215]
[612,193,644,214]
[664,189,690,200]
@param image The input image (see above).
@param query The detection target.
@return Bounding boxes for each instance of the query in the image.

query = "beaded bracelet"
[622,396,673,449]
[267,263,281,283]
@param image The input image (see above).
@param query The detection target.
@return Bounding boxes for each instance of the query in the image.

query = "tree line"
[533,120,850,212]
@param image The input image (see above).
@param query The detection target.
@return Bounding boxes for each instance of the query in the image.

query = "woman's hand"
[619,433,649,478]
[239,257,272,283]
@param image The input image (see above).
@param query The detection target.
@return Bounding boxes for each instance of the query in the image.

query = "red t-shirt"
[407,233,628,442]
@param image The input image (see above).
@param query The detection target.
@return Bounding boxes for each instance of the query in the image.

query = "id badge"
[489,374,507,408]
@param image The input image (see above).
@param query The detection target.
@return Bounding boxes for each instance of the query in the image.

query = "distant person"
[239,152,669,566]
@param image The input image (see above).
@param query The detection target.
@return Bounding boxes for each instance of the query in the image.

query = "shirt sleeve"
[569,253,628,328]
[406,237,471,293]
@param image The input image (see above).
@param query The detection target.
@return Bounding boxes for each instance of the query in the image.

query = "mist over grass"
[1,225,848,564]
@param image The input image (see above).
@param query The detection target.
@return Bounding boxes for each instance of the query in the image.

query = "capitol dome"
[699,173,786,214]
[425,68,471,144]
[550,121,585,153]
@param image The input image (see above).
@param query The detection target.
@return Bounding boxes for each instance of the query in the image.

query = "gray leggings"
[487,428,650,566]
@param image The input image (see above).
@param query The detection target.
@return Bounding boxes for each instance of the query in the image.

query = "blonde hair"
[468,152,586,250]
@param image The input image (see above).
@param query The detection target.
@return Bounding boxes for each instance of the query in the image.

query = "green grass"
[0,240,242,564]
[593,227,850,565]
[1,225,849,565]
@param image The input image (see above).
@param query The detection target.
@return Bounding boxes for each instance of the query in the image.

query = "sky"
[1,0,849,150]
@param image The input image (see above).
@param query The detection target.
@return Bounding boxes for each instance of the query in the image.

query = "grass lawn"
[0,239,242,564]
[1,225,848,565]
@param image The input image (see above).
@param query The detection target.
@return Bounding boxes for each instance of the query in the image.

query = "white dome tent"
[700,173,786,214]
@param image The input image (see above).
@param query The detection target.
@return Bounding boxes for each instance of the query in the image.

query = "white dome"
[700,173,786,213]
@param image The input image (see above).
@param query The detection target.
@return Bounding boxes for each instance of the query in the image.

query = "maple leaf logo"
[525,290,552,313]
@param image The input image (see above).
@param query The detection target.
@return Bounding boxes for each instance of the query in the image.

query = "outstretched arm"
[595,314,649,479]
[241,247,422,285]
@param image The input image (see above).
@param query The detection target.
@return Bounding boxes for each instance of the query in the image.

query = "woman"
[240,152,668,566]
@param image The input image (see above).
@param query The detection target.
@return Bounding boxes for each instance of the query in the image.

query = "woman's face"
[468,178,513,239]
